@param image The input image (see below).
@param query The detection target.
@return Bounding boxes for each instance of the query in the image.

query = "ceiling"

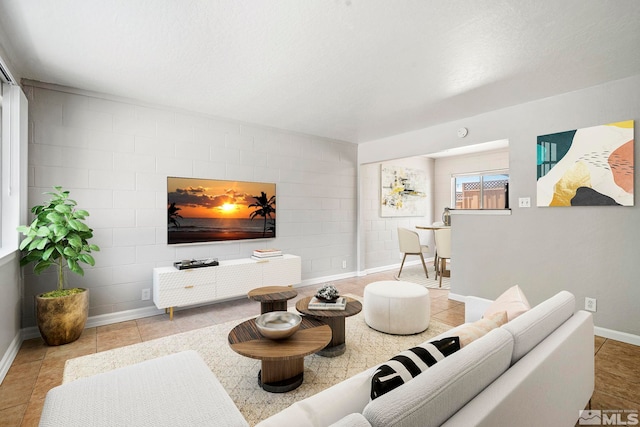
[1,1,639,144]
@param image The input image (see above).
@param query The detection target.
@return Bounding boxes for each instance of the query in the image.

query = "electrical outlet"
[518,197,531,208]
[585,297,597,312]
[342,260,347,269]
[141,288,151,301]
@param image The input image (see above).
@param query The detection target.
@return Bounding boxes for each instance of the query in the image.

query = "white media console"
[152,254,301,319]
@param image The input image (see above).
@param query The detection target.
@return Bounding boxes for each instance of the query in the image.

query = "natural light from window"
[452,171,509,210]
[0,82,28,261]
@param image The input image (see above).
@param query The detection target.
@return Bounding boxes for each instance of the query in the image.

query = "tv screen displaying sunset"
[167,177,276,244]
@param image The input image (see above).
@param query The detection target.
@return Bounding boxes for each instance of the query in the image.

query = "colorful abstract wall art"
[381,164,427,217]
[537,120,634,207]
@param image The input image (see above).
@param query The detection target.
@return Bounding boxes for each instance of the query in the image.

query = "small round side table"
[295,296,362,357]
[248,286,298,314]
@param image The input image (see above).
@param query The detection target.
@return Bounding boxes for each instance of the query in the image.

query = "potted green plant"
[17,186,100,345]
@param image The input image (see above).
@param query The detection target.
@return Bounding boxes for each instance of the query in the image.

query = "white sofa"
[40,291,594,427]
[257,290,594,427]
[39,350,249,427]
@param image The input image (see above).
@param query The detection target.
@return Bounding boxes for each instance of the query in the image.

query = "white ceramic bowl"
[255,311,302,339]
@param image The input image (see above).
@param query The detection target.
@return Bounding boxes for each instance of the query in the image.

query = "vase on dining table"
[442,207,451,226]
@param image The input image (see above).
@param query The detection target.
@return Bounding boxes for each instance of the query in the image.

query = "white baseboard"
[362,258,436,276]
[0,331,23,384]
[447,292,466,303]
[594,326,640,346]
[299,271,358,287]
[364,264,396,275]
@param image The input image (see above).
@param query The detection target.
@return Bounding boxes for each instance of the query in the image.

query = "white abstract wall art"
[380,165,427,217]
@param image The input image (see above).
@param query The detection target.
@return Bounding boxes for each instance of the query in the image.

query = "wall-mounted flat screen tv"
[167,177,276,245]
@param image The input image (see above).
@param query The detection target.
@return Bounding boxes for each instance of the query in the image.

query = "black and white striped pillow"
[370,337,461,399]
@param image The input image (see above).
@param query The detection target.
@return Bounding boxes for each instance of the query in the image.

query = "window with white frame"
[0,88,3,245]
[452,170,510,209]
[0,82,28,259]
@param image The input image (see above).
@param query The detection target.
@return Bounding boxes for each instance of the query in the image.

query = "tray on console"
[174,259,219,270]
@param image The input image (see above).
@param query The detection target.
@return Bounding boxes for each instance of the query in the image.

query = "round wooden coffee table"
[295,296,362,357]
[248,286,298,314]
[228,316,331,393]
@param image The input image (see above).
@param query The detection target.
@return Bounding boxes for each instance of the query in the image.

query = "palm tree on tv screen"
[249,192,276,236]
[168,202,183,228]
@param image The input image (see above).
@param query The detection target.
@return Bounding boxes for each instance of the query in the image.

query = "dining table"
[415,225,450,231]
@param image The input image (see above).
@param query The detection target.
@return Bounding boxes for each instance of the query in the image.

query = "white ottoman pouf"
[364,280,430,334]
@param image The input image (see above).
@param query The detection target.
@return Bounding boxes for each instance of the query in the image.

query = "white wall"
[0,254,21,381]
[22,83,358,328]
[359,74,640,340]
[360,156,434,271]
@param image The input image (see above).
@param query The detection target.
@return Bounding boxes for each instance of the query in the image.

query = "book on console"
[251,255,283,261]
[252,253,283,258]
[308,296,347,310]
[252,249,282,257]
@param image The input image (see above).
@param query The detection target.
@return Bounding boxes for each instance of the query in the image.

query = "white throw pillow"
[456,311,508,347]
[484,285,531,321]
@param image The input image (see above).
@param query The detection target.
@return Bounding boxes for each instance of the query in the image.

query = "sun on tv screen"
[167,177,276,245]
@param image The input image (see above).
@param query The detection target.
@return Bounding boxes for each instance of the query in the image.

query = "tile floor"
[1,269,638,426]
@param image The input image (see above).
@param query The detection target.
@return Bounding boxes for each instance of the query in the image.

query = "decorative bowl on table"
[255,311,302,340]
[315,284,339,301]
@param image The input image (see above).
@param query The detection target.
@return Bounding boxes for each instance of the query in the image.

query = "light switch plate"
[518,197,531,208]
[585,297,597,312]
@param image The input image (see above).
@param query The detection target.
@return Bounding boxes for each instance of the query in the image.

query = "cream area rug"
[395,262,451,289]
[64,296,452,426]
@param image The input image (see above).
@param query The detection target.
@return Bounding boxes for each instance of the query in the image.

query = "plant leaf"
[74,209,89,219]
[78,254,95,266]
[28,238,41,251]
[33,260,53,275]
[42,246,55,261]
[51,224,69,238]
[36,238,49,250]
[63,247,78,258]
[36,226,50,237]
[46,212,64,224]
[17,225,31,234]
[68,235,83,250]
[54,204,71,214]
[68,259,84,276]
[67,219,83,231]
[19,236,33,250]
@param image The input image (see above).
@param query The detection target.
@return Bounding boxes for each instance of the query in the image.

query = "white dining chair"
[434,228,451,287]
[431,221,445,278]
[397,227,429,278]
